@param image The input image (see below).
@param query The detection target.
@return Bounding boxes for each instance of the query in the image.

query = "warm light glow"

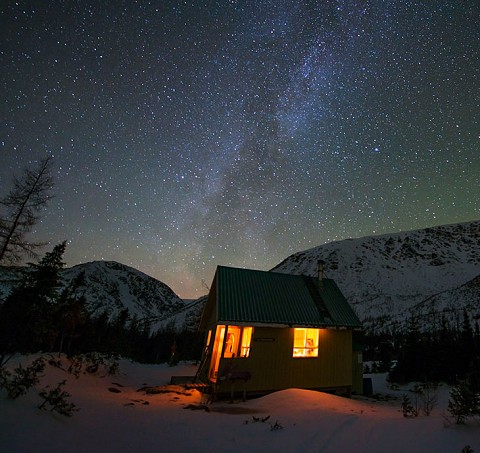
[224,326,241,358]
[210,325,226,380]
[222,326,254,358]
[240,327,253,357]
[293,328,319,357]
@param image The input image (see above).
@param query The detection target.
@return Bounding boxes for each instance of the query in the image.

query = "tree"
[0,242,66,358]
[53,271,89,355]
[0,156,54,264]
[448,379,480,424]
[27,240,66,300]
[389,315,423,383]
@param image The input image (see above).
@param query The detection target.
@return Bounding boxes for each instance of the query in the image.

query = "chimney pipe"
[317,260,325,282]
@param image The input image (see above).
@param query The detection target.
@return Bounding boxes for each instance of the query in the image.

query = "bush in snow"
[270,420,283,431]
[448,379,480,424]
[419,382,438,416]
[401,383,438,417]
[38,379,79,417]
[67,352,119,378]
[0,357,46,399]
[401,394,417,417]
[461,446,474,453]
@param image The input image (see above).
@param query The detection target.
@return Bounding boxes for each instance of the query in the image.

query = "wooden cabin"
[196,264,364,397]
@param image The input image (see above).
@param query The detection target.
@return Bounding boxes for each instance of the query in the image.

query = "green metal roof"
[215,266,362,329]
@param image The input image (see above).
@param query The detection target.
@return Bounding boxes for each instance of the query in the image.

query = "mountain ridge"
[272,220,480,331]
[1,220,478,333]
[0,260,199,332]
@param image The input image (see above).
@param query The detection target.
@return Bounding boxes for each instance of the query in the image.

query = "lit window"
[293,328,319,357]
[223,326,254,358]
[240,327,253,358]
[224,326,240,358]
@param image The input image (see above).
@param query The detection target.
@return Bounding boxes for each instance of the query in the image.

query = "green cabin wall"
[210,326,355,394]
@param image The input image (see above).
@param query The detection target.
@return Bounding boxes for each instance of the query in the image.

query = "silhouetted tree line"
[364,312,480,424]
[0,243,204,367]
[363,311,480,386]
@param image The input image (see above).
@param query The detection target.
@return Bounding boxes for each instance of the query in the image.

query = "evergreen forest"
[0,242,204,368]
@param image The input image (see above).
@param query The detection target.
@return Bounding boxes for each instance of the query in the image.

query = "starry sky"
[1,1,479,298]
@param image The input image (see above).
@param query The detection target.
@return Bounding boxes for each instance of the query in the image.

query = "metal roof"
[215,266,362,329]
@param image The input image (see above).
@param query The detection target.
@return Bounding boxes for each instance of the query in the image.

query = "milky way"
[1,1,479,297]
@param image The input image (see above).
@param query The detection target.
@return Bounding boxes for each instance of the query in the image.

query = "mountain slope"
[0,261,191,331]
[1,221,478,334]
[62,261,186,324]
[272,220,480,331]
[409,274,480,329]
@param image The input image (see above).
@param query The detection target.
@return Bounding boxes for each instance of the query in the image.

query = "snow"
[272,220,480,331]
[61,261,186,324]
[2,221,479,334]
[0,261,200,333]
[1,356,479,452]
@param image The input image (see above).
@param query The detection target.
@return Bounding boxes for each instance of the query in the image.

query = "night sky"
[1,1,479,298]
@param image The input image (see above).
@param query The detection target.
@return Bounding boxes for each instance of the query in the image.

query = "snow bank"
[1,356,478,452]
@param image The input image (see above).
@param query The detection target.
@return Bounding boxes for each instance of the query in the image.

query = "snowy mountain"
[61,261,188,326]
[0,261,199,332]
[408,274,480,330]
[1,221,479,334]
[272,220,480,332]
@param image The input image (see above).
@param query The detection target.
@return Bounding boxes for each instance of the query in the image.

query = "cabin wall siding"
[216,327,353,393]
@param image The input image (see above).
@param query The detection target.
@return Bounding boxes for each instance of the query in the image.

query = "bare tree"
[0,156,54,263]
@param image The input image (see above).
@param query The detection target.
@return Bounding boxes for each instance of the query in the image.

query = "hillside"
[272,220,480,332]
[409,274,480,329]
[0,261,199,332]
[62,261,186,325]
[1,220,479,334]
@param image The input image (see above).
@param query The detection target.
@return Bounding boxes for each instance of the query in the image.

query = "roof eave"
[215,320,361,329]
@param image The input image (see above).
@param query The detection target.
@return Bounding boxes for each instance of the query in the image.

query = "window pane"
[224,326,241,358]
[305,328,319,357]
[240,327,253,357]
[294,328,306,347]
[293,328,319,357]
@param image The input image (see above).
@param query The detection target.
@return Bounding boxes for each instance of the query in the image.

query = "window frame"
[222,326,254,358]
[293,328,320,358]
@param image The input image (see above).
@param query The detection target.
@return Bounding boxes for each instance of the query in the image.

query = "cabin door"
[209,325,225,381]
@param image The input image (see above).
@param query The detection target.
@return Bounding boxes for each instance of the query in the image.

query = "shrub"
[401,394,417,417]
[67,352,119,378]
[420,382,438,416]
[448,380,479,424]
[38,379,79,417]
[401,383,438,417]
[0,357,46,399]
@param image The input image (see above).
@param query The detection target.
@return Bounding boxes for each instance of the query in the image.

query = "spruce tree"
[448,380,480,424]
[54,271,89,355]
[0,242,67,355]
[458,309,475,379]
[389,316,422,383]
[28,241,66,299]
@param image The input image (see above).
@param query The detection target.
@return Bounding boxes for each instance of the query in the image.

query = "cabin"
[196,264,364,398]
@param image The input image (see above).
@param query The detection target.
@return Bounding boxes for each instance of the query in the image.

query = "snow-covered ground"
[1,356,479,452]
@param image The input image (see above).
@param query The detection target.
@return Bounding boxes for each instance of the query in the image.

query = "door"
[209,325,225,381]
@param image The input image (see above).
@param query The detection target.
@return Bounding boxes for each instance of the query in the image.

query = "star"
[1,1,479,297]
